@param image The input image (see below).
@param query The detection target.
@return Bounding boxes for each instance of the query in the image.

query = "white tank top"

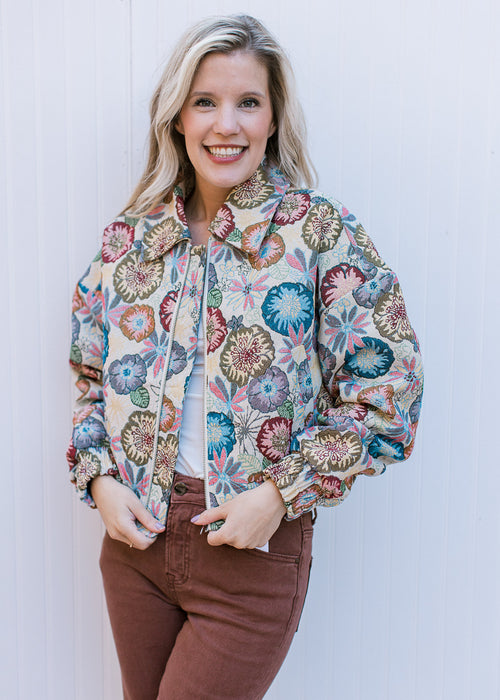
[176,322,205,479]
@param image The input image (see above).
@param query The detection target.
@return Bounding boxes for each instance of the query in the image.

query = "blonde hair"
[124,14,316,215]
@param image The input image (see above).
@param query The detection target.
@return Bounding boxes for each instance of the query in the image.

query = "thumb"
[190,505,226,527]
[129,498,165,534]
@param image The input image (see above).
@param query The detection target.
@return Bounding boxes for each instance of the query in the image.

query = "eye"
[240,97,260,109]
[193,97,215,108]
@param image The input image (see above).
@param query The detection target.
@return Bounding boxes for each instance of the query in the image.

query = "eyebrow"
[189,90,267,98]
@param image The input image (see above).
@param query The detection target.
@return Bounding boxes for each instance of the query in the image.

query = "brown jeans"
[100,472,313,700]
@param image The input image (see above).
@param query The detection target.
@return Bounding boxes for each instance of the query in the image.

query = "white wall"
[1,0,499,698]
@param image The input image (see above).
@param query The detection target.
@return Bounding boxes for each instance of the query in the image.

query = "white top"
[176,323,205,480]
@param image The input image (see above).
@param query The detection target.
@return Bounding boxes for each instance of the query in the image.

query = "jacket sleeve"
[264,207,423,519]
[66,252,119,506]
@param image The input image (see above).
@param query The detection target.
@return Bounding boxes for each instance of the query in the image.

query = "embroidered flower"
[207,412,236,459]
[75,451,102,489]
[113,250,164,303]
[159,396,176,432]
[248,366,289,413]
[325,306,370,353]
[208,450,247,496]
[320,475,344,499]
[153,435,179,489]
[165,341,187,380]
[141,330,170,377]
[262,282,314,336]
[159,290,179,332]
[274,191,311,225]
[248,231,285,270]
[373,285,414,342]
[142,217,184,260]
[208,204,235,240]
[228,167,274,209]
[354,224,386,267]
[302,429,362,473]
[353,271,394,308]
[206,307,228,353]
[343,337,394,379]
[256,416,292,462]
[108,354,147,394]
[119,305,155,342]
[357,384,396,417]
[368,434,405,460]
[121,410,156,465]
[73,416,106,449]
[302,201,342,252]
[220,325,275,387]
[320,264,365,305]
[297,359,314,402]
[102,222,135,263]
[227,272,269,311]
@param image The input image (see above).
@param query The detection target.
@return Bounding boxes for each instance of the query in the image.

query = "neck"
[184,179,232,246]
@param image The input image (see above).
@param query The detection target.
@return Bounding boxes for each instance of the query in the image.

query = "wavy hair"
[123,14,316,215]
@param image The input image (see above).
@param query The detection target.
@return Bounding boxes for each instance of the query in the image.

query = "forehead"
[190,50,270,93]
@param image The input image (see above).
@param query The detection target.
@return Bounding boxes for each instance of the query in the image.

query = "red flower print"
[102,222,135,263]
[159,290,179,331]
[209,204,235,240]
[206,307,228,353]
[274,191,311,225]
[320,264,365,305]
[256,417,292,462]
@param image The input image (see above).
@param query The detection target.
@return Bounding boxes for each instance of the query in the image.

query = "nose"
[213,105,240,136]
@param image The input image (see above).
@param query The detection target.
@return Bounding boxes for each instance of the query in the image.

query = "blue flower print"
[248,366,289,412]
[353,271,394,308]
[207,412,236,459]
[368,434,405,461]
[297,360,314,401]
[262,282,314,336]
[343,337,394,379]
[166,341,188,380]
[108,354,147,394]
[73,416,107,449]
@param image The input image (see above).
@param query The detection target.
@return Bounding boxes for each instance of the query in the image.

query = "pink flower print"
[209,204,235,240]
[119,305,155,342]
[102,222,135,263]
[248,231,285,270]
[274,191,311,225]
[256,417,292,462]
[206,307,228,353]
[320,264,365,305]
[228,272,269,311]
[325,306,370,354]
[159,290,179,332]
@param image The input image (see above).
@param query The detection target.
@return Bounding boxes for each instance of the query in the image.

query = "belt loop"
[311,508,317,525]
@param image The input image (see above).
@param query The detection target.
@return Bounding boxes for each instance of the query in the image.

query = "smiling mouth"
[206,146,246,158]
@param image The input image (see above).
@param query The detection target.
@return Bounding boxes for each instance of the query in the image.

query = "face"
[176,50,275,202]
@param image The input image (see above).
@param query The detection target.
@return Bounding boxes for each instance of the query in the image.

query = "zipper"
[146,241,192,507]
[202,238,211,513]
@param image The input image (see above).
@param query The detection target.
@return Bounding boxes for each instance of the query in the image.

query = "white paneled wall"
[1,0,499,698]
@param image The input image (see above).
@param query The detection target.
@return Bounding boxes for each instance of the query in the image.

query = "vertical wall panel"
[2,0,500,698]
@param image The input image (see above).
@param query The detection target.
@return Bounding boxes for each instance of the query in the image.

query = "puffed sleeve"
[264,203,423,518]
[66,252,119,506]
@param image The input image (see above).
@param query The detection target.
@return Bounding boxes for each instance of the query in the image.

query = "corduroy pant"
[100,472,313,700]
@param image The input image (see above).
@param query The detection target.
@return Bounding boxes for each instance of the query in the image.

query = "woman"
[68,14,423,700]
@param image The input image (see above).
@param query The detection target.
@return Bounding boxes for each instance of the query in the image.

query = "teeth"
[208,146,244,157]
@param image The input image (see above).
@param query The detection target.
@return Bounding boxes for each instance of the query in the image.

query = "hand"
[191,479,287,549]
[90,475,165,550]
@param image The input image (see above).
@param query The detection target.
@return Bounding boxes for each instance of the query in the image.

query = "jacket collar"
[138,161,291,262]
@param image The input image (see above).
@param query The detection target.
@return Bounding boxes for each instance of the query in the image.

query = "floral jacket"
[67,162,423,530]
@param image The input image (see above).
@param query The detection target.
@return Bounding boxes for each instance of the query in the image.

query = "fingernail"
[155,522,165,531]
[190,514,200,523]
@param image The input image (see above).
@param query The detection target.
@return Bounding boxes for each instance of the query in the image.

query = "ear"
[267,121,276,138]
[174,117,185,135]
